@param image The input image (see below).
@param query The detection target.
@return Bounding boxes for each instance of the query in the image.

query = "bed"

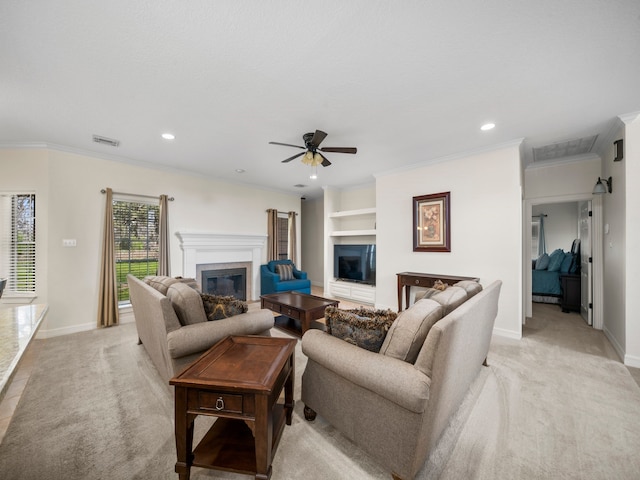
[532,240,580,304]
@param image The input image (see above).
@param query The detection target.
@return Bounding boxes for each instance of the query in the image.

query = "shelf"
[329,207,376,218]
[330,229,376,237]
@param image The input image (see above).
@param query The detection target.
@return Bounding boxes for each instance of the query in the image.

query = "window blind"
[0,193,36,293]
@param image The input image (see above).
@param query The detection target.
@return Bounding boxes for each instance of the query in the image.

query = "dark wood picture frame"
[413,192,451,252]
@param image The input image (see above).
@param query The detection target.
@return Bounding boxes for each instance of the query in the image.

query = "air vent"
[293,184,307,188]
[532,135,597,162]
[92,135,120,147]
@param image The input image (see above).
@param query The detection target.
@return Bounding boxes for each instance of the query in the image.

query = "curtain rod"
[266,209,298,215]
[101,189,174,201]
[533,214,547,217]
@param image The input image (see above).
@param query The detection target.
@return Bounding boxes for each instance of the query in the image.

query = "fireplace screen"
[201,268,247,301]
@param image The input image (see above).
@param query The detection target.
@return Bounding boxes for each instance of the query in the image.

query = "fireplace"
[177,232,267,302]
[201,267,247,300]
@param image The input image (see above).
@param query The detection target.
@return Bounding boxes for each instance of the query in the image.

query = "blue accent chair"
[260,259,311,295]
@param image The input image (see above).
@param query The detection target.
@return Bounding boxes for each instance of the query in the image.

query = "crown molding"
[619,111,640,125]
[373,138,525,179]
[525,152,600,170]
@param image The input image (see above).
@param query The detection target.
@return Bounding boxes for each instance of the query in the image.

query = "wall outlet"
[62,239,77,247]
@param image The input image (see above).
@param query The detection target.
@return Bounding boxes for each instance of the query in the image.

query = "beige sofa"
[127,274,274,383]
[301,280,501,480]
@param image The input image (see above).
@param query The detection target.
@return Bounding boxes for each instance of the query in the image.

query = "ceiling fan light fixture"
[301,151,314,165]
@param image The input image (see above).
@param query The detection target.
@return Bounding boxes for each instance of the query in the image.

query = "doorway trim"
[524,193,603,329]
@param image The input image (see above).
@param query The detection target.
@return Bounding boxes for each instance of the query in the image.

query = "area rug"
[1,305,639,479]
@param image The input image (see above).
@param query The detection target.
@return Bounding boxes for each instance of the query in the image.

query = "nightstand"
[560,274,581,313]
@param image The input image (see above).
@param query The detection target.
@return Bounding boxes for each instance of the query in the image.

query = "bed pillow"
[547,249,565,272]
[560,252,575,273]
[535,253,550,270]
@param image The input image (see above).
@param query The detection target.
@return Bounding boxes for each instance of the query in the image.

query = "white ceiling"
[2,1,640,199]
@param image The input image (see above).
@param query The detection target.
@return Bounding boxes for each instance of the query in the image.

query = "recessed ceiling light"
[480,123,495,131]
[235,169,245,173]
[161,133,175,140]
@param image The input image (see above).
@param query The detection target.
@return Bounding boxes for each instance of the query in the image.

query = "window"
[277,215,289,260]
[113,199,159,304]
[0,193,36,294]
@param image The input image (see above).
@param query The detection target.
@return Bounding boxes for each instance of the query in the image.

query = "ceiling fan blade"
[319,153,332,167]
[269,141,305,149]
[281,151,306,163]
[320,147,357,154]
[310,130,328,147]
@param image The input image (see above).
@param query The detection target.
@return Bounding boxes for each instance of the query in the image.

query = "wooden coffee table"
[170,335,296,480]
[260,291,339,337]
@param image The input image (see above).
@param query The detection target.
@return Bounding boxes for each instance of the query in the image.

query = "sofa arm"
[302,330,431,413]
[167,309,274,359]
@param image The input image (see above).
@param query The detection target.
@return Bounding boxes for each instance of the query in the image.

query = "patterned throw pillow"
[276,263,294,281]
[200,294,248,321]
[325,306,398,353]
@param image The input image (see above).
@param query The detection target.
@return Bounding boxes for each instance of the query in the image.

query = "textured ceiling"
[1,0,640,198]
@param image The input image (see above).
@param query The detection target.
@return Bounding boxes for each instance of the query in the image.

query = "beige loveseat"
[127,274,274,383]
[301,280,501,480]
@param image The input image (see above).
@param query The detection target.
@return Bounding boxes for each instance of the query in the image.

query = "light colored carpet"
[0,303,639,479]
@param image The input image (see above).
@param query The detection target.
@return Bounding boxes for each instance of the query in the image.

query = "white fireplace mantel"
[176,232,267,301]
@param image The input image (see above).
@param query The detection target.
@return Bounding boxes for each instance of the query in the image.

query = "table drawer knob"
[415,279,420,285]
[215,397,224,411]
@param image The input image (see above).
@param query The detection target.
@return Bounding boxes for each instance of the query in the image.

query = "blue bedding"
[532,269,562,296]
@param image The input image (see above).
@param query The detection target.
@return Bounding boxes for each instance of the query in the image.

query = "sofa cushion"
[414,287,439,302]
[429,286,468,316]
[379,299,443,363]
[144,276,179,295]
[276,263,294,281]
[325,306,397,353]
[201,294,248,320]
[453,280,482,298]
[166,283,208,325]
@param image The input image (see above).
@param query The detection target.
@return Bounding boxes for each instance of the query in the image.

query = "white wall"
[622,113,640,366]
[532,202,579,253]
[301,197,324,286]
[376,144,523,339]
[1,147,301,337]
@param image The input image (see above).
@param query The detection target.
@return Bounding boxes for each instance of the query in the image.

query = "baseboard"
[603,325,625,363]
[36,312,135,339]
[492,326,522,340]
[624,354,640,368]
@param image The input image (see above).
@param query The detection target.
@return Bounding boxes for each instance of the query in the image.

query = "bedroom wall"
[376,143,523,339]
[532,202,579,254]
[0,147,301,337]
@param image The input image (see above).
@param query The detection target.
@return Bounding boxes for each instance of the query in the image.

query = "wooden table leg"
[174,387,195,480]
[254,394,273,480]
[284,356,294,425]
[397,278,403,311]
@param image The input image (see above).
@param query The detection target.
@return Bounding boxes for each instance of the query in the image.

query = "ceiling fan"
[269,130,357,167]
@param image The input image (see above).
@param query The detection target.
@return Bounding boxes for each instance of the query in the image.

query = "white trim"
[493,327,522,340]
[175,232,266,301]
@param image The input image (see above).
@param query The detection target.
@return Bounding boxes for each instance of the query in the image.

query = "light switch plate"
[62,239,77,247]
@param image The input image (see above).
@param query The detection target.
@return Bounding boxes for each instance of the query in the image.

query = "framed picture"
[413,192,451,252]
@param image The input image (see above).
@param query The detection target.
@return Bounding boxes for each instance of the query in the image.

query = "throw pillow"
[547,249,565,272]
[276,263,294,281]
[535,253,550,270]
[325,306,397,353]
[201,293,248,321]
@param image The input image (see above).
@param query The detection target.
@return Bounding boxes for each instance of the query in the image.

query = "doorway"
[524,194,603,329]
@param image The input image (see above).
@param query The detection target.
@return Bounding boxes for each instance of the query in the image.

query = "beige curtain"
[267,208,278,261]
[158,194,170,276]
[97,188,119,328]
[288,211,297,265]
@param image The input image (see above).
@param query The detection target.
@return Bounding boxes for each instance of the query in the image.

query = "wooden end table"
[396,272,480,311]
[170,335,296,480]
[260,291,339,337]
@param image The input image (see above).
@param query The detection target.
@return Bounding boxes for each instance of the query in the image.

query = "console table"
[170,335,296,480]
[396,272,479,311]
[560,274,581,313]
